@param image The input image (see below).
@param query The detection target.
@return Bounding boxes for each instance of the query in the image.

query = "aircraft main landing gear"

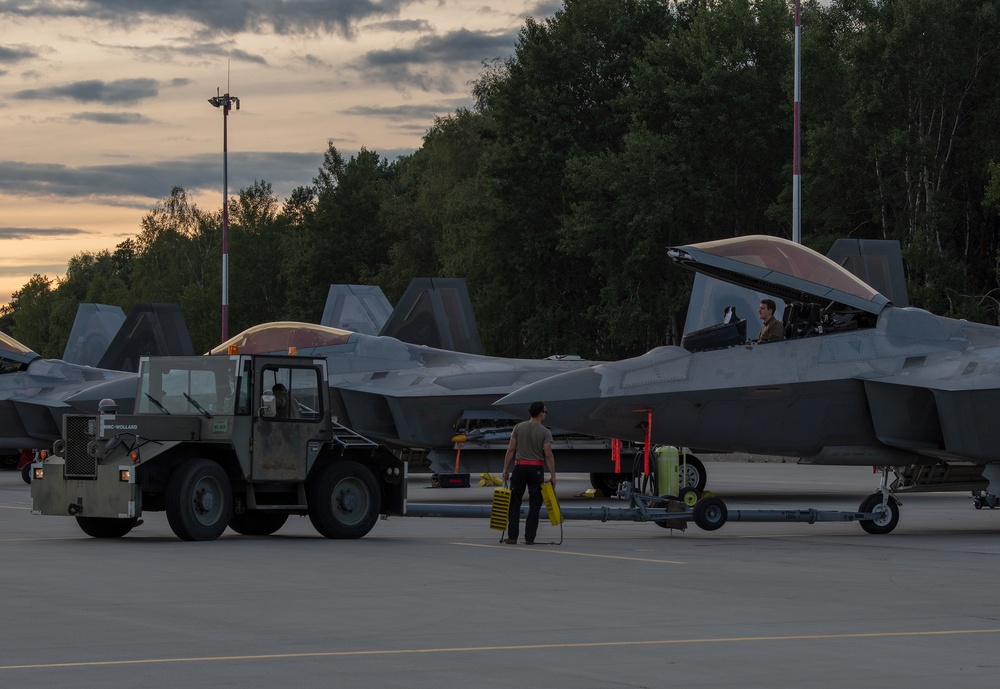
[972,492,1000,510]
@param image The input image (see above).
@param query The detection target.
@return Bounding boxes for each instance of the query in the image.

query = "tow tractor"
[30,353,405,540]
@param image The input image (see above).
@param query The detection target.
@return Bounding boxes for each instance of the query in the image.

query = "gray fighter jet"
[496,235,1000,526]
[207,321,601,465]
[0,304,193,458]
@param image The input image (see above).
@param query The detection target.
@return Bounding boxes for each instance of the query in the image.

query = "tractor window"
[137,356,241,415]
[261,366,322,421]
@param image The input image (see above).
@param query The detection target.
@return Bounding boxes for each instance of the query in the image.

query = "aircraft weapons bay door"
[252,363,325,481]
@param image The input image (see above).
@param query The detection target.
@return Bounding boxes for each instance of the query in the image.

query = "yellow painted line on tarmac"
[452,541,686,564]
[4,629,1000,671]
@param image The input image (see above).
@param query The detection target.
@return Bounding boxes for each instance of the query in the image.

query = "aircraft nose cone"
[494,367,606,434]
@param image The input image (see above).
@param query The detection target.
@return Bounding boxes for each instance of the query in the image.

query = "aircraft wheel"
[166,459,233,541]
[589,472,625,494]
[1,453,18,470]
[858,493,899,535]
[308,461,381,539]
[693,496,728,531]
[228,511,288,536]
[21,464,32,484]
[679,487,700,507]
[75,516,137,538]
[680,454,707,492]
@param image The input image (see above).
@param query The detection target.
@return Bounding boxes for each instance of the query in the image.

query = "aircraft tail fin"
[379,278,484,354]
[97,303,194,372]
[62,304,126,367]
[826,239,908,307]
[320,285,393,335]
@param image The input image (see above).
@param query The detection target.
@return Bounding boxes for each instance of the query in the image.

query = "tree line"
[3,0,1000,361]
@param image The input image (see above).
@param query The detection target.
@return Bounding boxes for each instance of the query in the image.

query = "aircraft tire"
[693,496,728,531]
[21,463,32,484]
[75,516,137,538]
[307,461,381,539]
[228,511,288,536]
[858,493,899,535]
[589,472,626,494]
[165,459,233,541]
[680,455,707,492]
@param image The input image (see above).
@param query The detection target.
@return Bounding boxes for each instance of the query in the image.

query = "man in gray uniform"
[501,401,556,544]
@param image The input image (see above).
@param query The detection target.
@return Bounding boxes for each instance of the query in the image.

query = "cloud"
[299,53,332,70]
[90,38,269,66]
[354,28,517,92]
[71,112,153,125]
[341,100,472,122]
[13,78,159,105]
[0,227,89,240]
[0,44,40,64]
[525,0,563,19]
[366,19,432,33]
[0,263,67,278]
[0,152,328,204]
[362,28,516,67]
[0,0,415,37]
[0,148,430,208]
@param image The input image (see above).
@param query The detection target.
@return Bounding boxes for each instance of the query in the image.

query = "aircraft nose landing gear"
[858,492,900,534]
[972,491,1000,510]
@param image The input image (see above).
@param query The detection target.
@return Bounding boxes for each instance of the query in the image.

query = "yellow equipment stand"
[490,483,563,545]
[541,481,564,544]
[489,487,512,531]
[541,481,563,525]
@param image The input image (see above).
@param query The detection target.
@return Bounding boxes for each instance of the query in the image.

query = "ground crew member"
[501,401,555,544]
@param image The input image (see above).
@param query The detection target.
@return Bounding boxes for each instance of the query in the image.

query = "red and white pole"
[221,98,230,342]
[792,0,802,244]
[208,90,239,342]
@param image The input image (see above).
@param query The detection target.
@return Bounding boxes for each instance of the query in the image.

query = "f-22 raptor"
[498,235,1000,532]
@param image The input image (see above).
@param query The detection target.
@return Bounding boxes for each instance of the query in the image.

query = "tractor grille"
[64,416,98,479]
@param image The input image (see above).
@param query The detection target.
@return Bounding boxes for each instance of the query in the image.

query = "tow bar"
[405,483,900,534]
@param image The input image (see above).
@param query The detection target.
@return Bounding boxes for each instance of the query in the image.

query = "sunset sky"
[0,0,558,307]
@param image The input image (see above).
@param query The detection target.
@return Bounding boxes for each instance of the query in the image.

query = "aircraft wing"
[863,375,1000,462]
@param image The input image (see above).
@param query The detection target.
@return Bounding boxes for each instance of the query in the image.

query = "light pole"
[208,89,240,342]
[792,0,802,244]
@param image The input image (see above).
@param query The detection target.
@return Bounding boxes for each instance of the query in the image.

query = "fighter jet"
[208,321,602,468]
[496,234,1000,526]
[0,304,194,456]
[204,278,617,477]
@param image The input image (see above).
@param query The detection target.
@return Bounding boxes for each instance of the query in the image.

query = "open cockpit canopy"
[0,330,38,370]
[668,235,889,316]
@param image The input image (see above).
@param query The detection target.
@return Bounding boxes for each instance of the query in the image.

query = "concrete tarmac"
[3,463,1000,689]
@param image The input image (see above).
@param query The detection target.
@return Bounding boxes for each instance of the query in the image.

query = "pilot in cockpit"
[755,299,786,343]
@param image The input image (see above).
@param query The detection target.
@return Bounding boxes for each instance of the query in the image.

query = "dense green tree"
[2,275,55,355]
[562,0,792,353]
[227,180,286,333]
[802,0,1000,319]
[471,0,678,357]
[285,145,399,321]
